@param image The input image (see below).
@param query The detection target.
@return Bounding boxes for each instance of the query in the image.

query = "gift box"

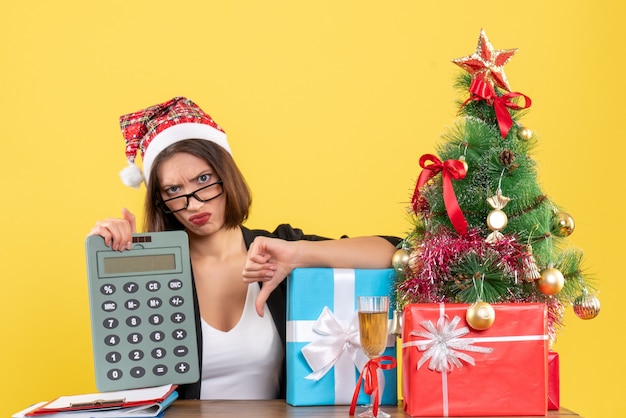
[548,351,560,410]
[286,268,398,406]
[402,303,548,416]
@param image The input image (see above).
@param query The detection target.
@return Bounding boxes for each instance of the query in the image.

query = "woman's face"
[156,152,226,237]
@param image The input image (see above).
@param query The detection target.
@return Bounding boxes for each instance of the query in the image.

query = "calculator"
[85,231,200,391]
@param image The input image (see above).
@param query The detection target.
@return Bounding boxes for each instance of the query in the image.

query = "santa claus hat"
[119,96,231,188]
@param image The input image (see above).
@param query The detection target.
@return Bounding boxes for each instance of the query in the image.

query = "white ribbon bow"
[409,314,493,372]
[301,306,369,381]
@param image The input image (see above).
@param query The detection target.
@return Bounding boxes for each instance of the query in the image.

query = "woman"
[89,97,399,400]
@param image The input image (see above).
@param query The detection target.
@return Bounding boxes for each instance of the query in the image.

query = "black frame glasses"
[157,180,224,213]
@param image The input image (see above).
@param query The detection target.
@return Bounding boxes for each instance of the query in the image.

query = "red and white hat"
[119,96,231,188]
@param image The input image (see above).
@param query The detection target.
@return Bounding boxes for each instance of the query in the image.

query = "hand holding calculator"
[85,231,199,391]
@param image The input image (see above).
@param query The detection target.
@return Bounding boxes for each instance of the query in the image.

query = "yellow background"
[1,1,622,417]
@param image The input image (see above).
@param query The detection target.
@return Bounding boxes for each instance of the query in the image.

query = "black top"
[177,224,400,399]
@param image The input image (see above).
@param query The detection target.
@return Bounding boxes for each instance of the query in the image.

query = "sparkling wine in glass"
[357,296,390,418]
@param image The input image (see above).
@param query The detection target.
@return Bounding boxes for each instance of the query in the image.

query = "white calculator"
[85,231,199,391]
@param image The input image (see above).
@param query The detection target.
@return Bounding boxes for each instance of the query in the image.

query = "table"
[165,400,581,417]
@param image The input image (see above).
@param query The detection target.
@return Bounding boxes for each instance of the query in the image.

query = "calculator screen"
[96,247,183,279]
[103,254,176,274]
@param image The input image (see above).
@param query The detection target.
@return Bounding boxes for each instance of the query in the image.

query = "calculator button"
[152,347,167,359]
[147,297,163,309]
[172,329,187,340]
[102,301,117,312]
[104,335,120,346]
[105,352,122,363]
[169,296,185,307]
[153,365,168,376]
[129,350,144,361]
[127,333,143,344]
[126,316,142,327]
[168,279,183,290]
[125,299,140,310]
[123,282,139,293]
[103,318,119,329]
[100,284,116,295]
[149,314,164,325]
[130,367,146,378]
[171,312,186,323]
[150,330,166,342]
[146,281,161,291]
[173,345,188,357]
[175,362,191,374]
[107,369,123,380]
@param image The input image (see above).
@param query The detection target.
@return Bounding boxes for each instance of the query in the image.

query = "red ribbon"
[464,76,532,139]
[349,356,397,417]
[411,154,468,236]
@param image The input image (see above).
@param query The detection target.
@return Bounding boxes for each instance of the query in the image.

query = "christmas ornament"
[522,244,541,281]
[408,247,423,272]
[573,289,600,320]
[455,30,532,139]
[485,189,510,243]
[553,211,575,237]
[517,126,533,141]
[463,76,532,139]
[412,154,468,235]
[390,306,403,336]
[466,301,496,330]
[498,149,515,166]
[392,248,410,274]
[452,28,518,91]
[458,155,469,173]
[499,150,519,173]
[538,266,565,295]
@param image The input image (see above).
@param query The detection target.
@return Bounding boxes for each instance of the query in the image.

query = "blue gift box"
[286,268,398,406]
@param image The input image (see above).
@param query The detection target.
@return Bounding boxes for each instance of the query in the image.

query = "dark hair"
[144,139,252,232]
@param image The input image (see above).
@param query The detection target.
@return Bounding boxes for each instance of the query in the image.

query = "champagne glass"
[357,296,390,418]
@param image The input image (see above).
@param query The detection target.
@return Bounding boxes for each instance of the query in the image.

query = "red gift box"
[402,303,548,416]
[548,351,560,410]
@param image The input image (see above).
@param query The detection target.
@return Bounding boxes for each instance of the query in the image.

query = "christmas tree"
[394,29,600,342]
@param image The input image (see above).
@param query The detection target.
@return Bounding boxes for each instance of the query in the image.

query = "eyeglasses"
[158,180,224,213]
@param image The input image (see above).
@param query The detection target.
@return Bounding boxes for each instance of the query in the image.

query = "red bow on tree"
[411,154,468,236]
[465,74,532,139]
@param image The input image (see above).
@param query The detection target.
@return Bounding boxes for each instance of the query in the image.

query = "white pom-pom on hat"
[120,162,144,188]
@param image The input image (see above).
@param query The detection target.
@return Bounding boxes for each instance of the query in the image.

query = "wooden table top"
[164,400,581,417]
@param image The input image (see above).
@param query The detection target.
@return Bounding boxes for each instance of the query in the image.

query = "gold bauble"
[573,292,601,320]
[466,301,496,330]
[517,126,533,141]
[538,267,565,295]
[553,211,575,237]
[391,248,410,273]
[486,209,508,231]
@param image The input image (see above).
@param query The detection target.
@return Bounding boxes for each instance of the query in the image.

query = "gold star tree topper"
[452,29,518,91]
